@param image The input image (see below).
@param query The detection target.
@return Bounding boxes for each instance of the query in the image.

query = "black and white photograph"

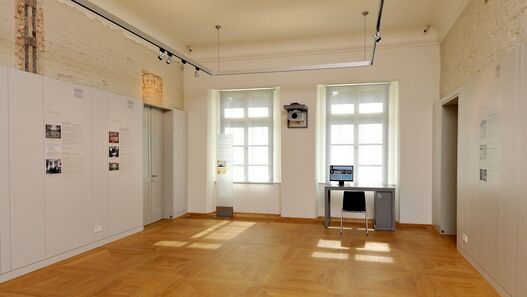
[109,131,119,143]
[109,161,120,171]
[45,124,62,139]
[480,168,488,182]
[109,146,119,157]
[45,159,62,175]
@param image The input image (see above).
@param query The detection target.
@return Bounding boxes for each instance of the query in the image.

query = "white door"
[143,106,164,225]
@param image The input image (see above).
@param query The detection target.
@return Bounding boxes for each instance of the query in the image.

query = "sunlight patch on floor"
[154,241,188,247]
[312,251,349,260]
[354,254,394,263]
[317,239,349,250]
[356,242,390,252]
[191,221,230,239]
[187,243,222,250]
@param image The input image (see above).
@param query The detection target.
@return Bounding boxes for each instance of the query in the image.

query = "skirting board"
[0,226,143,283]
[458,247,511,297]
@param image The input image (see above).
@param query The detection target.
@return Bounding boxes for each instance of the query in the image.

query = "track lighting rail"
[70,0,384,76]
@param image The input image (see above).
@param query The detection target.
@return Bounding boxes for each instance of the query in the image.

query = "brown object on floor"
[0,216,499,297]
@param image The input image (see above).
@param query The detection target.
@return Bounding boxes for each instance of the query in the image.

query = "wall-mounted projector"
[284,102,308,128]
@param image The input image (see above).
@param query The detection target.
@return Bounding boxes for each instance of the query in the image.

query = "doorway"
[143,106,164,225]
[439,97,458,235]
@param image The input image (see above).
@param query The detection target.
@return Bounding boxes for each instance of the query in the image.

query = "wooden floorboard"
[0,217,499,297]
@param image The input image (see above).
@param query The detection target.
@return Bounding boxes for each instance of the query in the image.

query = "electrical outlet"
[93,225,103,233]
[462,234,468,243]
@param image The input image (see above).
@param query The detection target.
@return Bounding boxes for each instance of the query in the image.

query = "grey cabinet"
[374,191,395,231]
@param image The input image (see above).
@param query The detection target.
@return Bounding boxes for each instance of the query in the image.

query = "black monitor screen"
[329,165,354,182]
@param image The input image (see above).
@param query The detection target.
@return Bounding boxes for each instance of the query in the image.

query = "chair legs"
[340,210,343,235]
[341,210,369,235]
[365,209,369,236]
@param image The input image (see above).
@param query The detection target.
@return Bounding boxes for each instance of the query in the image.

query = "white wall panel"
[88,89,109,242]
[517,42,527,297]
[0,66,10,273]
[164,110,188,218]
[496,47,518,295]
[107,94,143,234]
[8,69,45,269]
[43,78,90,257]
[456,44,527,296]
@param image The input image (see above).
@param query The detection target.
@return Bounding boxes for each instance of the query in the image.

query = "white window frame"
[220,89,274,183]
[325,83,389,184]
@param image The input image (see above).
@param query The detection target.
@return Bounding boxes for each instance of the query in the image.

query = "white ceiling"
[87,0,469,47]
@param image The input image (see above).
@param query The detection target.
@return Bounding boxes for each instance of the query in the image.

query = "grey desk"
[324,183,396,231]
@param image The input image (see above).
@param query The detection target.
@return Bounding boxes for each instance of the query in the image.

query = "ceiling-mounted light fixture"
[180,60,187,71]
[166,53,173,64]
[215,25,222,72]
[194,67,200,78]
[158,48,167,60]
[70,0,385,76]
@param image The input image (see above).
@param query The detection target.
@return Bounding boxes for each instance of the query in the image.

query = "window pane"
[331,104,354,115]
[224,108,244,119]
[233,147,245,165]
[248,107,269,118]
[248,166,269,182]
[358,166,382,184]
[248,147,268,165]
[331,124,354,144]
[224,128,244,146]
[359,145,383,165]
[359,103,383,114]
[248,127,268,145]
[330,145,354,165]
[359,124,383,144]
[233,166,245,182]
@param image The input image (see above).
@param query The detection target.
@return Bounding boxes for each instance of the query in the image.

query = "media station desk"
[324,183,396,231]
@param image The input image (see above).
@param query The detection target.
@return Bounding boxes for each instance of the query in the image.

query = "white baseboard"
[172,210,187,218]
[0,226,143,283]
[458,247,512,297]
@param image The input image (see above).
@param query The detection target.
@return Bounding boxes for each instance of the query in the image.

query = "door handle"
[152,174,159,177]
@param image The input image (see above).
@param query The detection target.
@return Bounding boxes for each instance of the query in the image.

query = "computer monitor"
[329,165,354,186]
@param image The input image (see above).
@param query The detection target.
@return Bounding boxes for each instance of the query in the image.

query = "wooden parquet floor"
[0,216,499,297]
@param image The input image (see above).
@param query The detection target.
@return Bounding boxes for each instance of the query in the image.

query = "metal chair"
[340,191,368,235]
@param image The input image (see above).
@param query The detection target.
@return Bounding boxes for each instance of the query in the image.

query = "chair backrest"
[342,191,366,212]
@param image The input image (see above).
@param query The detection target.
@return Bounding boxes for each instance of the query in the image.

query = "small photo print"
[480,168,488,182]
[217,160,226,168]
[109,131,119,144]
[480,144,487,161]
[109,146,119,157]
[46,159,62,175]
[109,162,120,171]
[45,124,61,139]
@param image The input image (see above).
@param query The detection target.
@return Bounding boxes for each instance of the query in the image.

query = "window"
[326,84,389,184]
[220,89,274,183]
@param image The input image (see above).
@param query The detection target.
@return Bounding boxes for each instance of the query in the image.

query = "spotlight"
[180,60,187,71]
[373,32,381,43]
[194,67,200,78]
[166,53,173,64]
[158,48,167,60]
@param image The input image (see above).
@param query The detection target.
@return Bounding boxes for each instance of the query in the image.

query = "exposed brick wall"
[0,0,16,67]
[0,0,183,109]
[15,0,44,74]
[142,70,164,106]
[440,0,527,97]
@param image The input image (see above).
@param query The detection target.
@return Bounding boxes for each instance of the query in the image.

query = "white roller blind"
[326,84,389,184]
[220,89,274,183]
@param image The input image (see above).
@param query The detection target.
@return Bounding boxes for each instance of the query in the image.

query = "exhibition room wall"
[184,30,440,224]
[436,0,527,296]
[0,0,187,282]
[0,0,183,110]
